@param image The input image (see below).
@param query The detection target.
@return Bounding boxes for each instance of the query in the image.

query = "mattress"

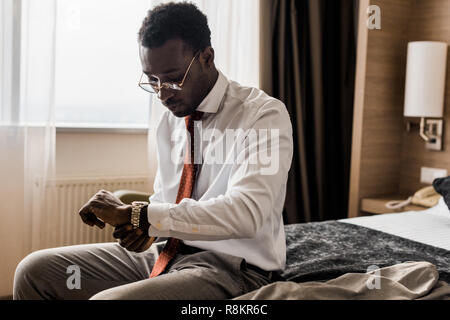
[340,197,450,251]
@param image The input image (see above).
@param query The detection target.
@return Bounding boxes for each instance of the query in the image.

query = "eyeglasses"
[138,52,199,94]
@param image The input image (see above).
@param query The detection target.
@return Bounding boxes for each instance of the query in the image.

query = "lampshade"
[403,41,448,118]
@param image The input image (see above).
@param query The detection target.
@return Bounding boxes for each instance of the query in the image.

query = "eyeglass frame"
[138,52,199,94]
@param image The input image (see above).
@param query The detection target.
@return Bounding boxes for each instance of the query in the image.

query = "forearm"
[145,189,269,241]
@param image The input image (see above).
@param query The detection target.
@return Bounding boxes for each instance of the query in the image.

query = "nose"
[158,87,175,104]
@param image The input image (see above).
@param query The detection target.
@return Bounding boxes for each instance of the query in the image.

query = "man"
[13,2,293,300]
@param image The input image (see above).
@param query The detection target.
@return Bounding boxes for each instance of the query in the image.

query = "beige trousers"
[13,241,272,300]
[234,261,450,300]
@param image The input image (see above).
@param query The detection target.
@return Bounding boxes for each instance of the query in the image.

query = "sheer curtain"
[0,0,56,295]
[147,0,260,180]
[0,0,259,295]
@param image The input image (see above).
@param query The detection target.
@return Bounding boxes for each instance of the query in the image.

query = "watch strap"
[131,201,148,229]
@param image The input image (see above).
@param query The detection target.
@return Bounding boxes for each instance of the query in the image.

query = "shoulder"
[224,80,292,131]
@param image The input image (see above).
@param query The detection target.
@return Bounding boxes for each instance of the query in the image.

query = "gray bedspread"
[281,221,450,283]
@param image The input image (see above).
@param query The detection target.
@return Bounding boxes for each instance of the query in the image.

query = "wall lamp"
[403,41,448,151]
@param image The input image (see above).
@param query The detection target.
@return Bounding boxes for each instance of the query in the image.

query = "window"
[53,0,151,127]
[15,0,259,128]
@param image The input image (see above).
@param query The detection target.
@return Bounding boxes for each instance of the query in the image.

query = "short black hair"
[138,2,211,52]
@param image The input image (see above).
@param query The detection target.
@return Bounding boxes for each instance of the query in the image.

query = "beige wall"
[0,131,154,297]
[56,132,151,178]
[0,131,26,297]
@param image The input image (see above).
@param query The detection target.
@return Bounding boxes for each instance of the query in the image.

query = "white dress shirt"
[146,70,293,271]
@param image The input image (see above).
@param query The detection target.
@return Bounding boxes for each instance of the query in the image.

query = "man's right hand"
[78,190,131,228]
[113,224,155,253]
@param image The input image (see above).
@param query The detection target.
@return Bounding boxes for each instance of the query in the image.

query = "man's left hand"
[113,224,154,253]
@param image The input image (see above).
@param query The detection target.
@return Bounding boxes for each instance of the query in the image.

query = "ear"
[199,47,215,69]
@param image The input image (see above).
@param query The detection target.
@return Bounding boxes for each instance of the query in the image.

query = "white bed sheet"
[340,197,450,251]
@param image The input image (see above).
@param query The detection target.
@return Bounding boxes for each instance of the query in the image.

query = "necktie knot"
[185,110,204,127]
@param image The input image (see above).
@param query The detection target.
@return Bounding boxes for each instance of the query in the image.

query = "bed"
[226,195,450,299]
[260,193,450,305]
[280,197,450,284]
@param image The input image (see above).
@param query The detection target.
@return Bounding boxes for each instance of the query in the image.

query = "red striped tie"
[149,110,204,278]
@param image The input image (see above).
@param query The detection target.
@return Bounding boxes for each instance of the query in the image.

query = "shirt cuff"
[147,202,176,236]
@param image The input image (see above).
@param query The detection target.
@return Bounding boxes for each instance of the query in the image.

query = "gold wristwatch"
[131,201,149,229]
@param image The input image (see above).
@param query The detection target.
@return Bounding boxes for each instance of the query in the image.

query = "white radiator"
[36,175,152,250]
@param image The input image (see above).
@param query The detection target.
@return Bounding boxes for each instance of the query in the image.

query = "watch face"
[132,201,149,206]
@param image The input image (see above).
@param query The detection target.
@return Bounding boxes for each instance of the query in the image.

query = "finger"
[94,219,106,229]
[119,229,143,248]
[79,205,106,228]
[113,224,133,239]
[135,236,155,253]
[126,234,149,252]
[78,204,94,226]
[88,200,105,215]
[80,212,98,227]
[83,213,104,229]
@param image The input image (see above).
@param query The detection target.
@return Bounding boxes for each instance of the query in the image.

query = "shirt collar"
[196,70,228,114]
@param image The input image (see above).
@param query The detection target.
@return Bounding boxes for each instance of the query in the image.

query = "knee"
[89,287,125,300]
[15,250,49,281]
[13,249,53,299]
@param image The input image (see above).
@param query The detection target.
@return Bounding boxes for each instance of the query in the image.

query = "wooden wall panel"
[348,0,412,217]
[348,0,370,218]
[348,0,450,217]
[399,0,450,195]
